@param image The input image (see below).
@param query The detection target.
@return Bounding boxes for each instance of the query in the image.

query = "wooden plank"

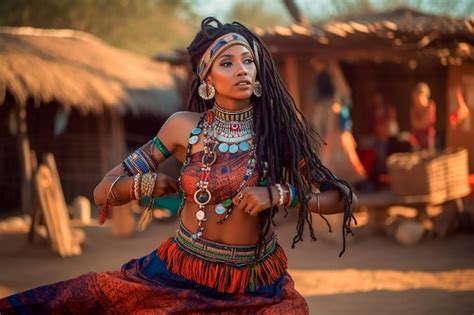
[35,163,82,257]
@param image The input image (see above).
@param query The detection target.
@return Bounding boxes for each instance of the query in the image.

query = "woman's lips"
[235,81,252,89]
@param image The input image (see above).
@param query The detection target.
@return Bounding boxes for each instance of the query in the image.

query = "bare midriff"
[180,201,274,245]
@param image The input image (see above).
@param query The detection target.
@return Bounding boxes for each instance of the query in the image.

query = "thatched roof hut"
[0,27,183,213]
[256,8,474,171]
[0,26,180,116]
[257,7,474,64]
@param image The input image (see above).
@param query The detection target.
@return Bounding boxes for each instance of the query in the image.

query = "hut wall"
[340,61,448,145]
[26,102,106,206]
[446,64,474,172]
[0,98,20,213]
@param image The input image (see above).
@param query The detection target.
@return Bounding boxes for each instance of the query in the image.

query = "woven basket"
[387,147,470,204]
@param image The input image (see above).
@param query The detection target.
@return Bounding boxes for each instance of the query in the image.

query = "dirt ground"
[0,209,473,315]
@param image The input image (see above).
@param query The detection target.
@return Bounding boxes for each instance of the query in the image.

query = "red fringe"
[158,238,288,294]
[97,204,109,225]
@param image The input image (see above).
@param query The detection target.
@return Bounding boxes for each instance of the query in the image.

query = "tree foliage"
[0,0,201,56]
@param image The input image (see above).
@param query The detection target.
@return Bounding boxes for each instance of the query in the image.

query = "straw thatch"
[0,27,181,116]
[257,8,474,64]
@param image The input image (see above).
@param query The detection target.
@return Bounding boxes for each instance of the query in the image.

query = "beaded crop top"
[180,149,261,205]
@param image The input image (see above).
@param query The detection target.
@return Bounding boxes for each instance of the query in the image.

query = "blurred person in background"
[410,82,436,151]
[370,93,400,182]
[312,69,367,187]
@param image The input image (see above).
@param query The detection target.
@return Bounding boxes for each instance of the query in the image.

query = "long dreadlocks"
[186,17,356,257]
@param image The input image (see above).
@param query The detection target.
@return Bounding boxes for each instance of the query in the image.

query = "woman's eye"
[244,59,254,64]
[221,61,232,67]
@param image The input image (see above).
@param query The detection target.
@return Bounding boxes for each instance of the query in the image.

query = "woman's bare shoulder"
[166,111,203,127]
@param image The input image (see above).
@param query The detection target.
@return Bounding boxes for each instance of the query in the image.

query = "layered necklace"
[179,103,257,241]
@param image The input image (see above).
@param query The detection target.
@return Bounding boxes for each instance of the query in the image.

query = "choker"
[213,103,253,122]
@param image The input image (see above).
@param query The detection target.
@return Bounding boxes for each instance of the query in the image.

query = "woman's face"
[412,91,429,107]
[206,44,257,101]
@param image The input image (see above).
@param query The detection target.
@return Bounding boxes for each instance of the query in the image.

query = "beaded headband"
[197,32,259,81]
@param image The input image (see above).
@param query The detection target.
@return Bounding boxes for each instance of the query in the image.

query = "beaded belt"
[175,221,277,267]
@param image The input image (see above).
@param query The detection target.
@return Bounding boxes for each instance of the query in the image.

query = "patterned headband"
[197,32,259,81]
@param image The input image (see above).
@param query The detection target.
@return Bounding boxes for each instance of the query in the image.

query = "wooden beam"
[15,103,33,213]
[284,55,301,107]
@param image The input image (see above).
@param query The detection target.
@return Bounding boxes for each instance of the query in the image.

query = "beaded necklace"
[177,106,257,240]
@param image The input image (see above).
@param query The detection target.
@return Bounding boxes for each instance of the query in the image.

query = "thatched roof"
[0,27,182,116]
[258,8,474,64]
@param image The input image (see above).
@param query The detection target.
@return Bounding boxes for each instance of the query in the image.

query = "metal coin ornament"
[215,204,226,215]
[218,143,229,153]
[188,135,199,145]
[239,141,250,152]
[229,144,239,154]
[191,127,202,135]
[196,210,205,221]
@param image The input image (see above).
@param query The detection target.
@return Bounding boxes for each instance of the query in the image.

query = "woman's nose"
[236,62,248,76]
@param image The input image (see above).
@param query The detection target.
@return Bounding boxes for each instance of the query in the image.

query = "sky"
[190,0,474,21]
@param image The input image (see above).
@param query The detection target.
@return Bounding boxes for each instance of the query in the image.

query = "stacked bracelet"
[98,174,127,225]
[286,184,299,208]
[140,172,157,198]
[134,173,142,200]
[275,184,285,206]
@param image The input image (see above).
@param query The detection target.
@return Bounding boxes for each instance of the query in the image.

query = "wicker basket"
[387,147,470,204]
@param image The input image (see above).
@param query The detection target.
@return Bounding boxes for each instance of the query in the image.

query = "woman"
[410,82,436,151]
[0,17,358,314]
[312,70,367,185]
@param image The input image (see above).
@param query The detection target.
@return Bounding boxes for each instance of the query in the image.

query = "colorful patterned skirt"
[0,223,309,314]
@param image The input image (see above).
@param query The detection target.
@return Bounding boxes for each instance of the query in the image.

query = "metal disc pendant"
[188,135,199,145]
[215,204,226,215]
[194,188,211,205]
[218,143,229,153]
[239,141,250,152]
[196,210,205,221]
[229,144,239,153]
[191,127,202,135]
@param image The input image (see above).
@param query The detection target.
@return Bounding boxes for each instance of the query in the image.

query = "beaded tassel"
[137,198,155,231]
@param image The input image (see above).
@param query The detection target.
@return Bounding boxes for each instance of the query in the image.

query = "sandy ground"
[0,209,473,315]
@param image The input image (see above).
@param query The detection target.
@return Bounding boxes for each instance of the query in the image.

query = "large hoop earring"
[198,81,215,100]
[253,81,262,98]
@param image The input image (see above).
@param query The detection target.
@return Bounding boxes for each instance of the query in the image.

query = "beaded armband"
[123,138,161,175]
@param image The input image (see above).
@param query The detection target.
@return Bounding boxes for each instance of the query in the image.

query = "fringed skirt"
[0,223,309,314]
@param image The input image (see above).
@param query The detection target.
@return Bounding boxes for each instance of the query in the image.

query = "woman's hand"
[152,173,179,197]
[232,186,279,216]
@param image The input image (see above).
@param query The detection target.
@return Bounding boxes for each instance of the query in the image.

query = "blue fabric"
[124,248,286,300]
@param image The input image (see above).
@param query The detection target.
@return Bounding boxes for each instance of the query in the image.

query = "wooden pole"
[15,103,33,213]
[284,55,301,108]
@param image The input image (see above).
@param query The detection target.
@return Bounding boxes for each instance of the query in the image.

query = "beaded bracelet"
[140,173,152,197]
[98,174,127,225]
[275,184,285,206]
[134,173,142,200]
[130,178,136,200]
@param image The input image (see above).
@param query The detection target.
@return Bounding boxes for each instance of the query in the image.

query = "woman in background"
[410,82,436,151]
